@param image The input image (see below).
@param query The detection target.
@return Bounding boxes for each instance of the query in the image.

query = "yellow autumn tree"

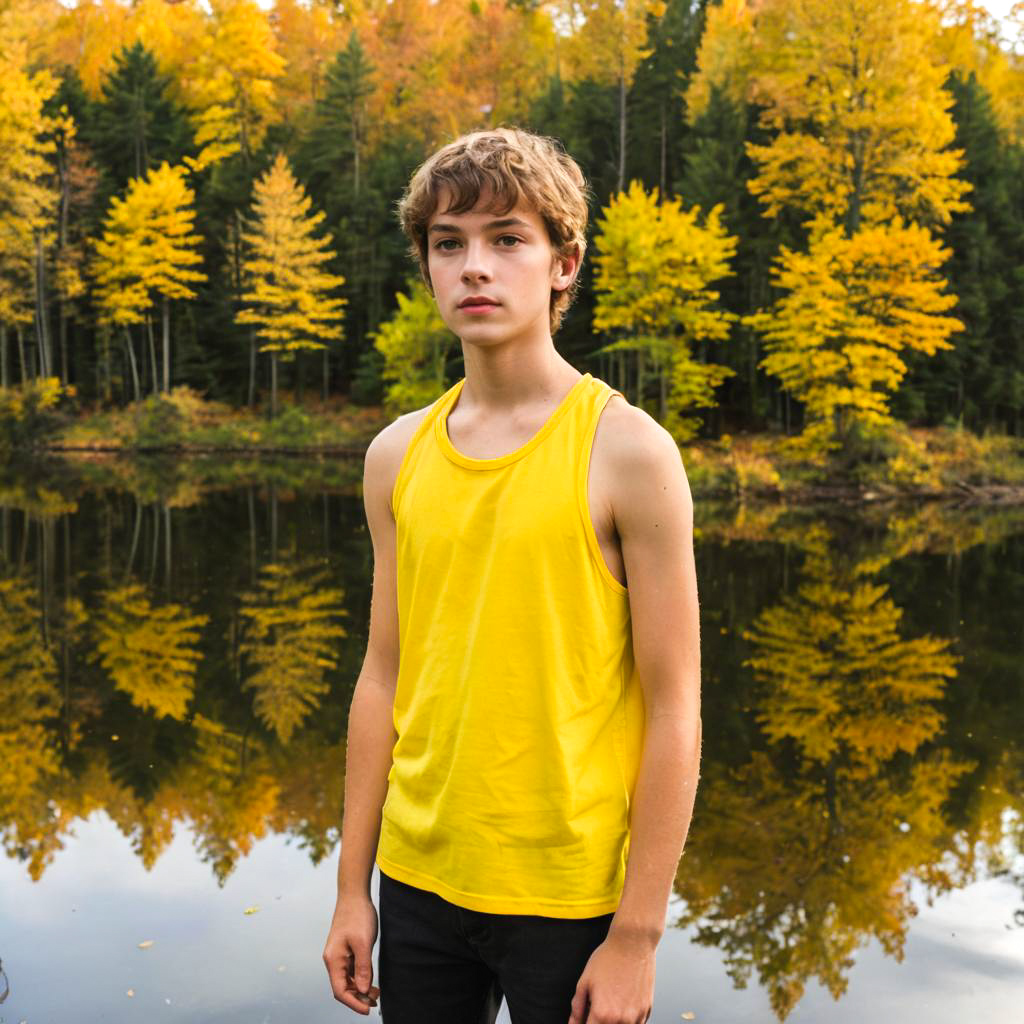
[592,180,738,439]
[91,162,205,397]
[236,151,346,417]
[236,558,347,744]
[184,0,286,172]
[371,277,456,417]
[91,581,209,720]
[0,35,61,383]
[927,0,1024,146]
[690,0,973,459]
[744,219,966,458]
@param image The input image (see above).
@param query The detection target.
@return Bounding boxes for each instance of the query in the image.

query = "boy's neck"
[458,339,581,414]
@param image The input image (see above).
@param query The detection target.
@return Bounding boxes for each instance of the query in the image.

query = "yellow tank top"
[375,372,646,918]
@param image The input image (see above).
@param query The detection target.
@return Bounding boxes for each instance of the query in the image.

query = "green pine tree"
[87,42,194,200]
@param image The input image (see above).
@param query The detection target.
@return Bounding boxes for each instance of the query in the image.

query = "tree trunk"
[16,326,27,382]
[248,330,256,407]
[660,100,667,200]
[124,328,141,402]
[146,315,158,395]
[164,504,172,594]
[322,346,329,402]
[35,232,52,378]
[162,297,170,393]
[637,348,645,410]
[296,349,305,404]
[59,303,69,385]
[617,67,627,194]
[1,325,7,388]
[271,351,278,418]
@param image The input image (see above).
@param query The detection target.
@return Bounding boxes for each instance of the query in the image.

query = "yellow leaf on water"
[126,989,135,997]
[137,940,154,949]
[682,1014,696,1021]
[244,905,261,915]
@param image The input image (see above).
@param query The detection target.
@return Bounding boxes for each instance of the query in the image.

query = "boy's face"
[425,186,578,346]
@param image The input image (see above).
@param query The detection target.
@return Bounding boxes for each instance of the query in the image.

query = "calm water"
[1,457,1022,1023]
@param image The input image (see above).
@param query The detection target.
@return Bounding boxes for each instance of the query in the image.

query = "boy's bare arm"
[569,402,701,1024]
[335,420,408,902]
[324,409,425,1012]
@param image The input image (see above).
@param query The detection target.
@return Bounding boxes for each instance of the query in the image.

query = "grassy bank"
[48,387,385,453]
[5,385,1024,502]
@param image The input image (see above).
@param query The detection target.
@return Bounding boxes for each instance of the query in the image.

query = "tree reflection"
[236,557,347,743]
[91,581,209,720]
[0,575,61,870]
[675,522,971,1019]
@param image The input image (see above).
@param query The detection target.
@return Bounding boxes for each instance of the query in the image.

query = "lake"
[1,456,1022,1023]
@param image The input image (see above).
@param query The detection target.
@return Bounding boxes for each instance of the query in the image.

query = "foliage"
[131,393,186,449]
[743,219,965,460]
[0,377,72,451]
[236,152,346,359]
[592,179,738,439]
[91,161,206,325]
[371,278,456,416]
[183,0,286,172]
[0,36,61,333]
[257,403,316,446]
[87,41,194,197]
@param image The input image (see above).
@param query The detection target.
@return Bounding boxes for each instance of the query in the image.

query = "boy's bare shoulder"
[363,403,436,505]
[595,392,680,469]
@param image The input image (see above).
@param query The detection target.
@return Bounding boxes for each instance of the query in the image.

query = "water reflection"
[2,458,1023,1021]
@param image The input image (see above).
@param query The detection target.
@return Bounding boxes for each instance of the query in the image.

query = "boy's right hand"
[323,896,381,1015]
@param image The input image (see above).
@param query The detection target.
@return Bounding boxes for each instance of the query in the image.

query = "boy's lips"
[458,298,501,314]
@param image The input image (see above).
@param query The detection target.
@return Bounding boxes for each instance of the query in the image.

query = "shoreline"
[25,443,1024,505]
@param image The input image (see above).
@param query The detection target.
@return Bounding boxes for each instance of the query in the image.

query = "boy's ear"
[551,243,581,294]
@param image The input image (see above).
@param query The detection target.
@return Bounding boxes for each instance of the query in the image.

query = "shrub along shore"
[10,386,1023,504]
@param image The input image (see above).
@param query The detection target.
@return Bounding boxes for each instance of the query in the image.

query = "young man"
[323,127,701,1024]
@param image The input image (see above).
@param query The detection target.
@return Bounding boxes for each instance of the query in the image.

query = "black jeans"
[377,870,615,1024]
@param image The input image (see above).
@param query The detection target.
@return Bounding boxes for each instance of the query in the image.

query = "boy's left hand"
[567,929,656,1024]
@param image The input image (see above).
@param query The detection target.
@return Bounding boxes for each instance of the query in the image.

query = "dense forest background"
[3,0,1024,444]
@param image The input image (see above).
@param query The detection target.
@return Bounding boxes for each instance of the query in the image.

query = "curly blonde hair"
[397,126,591,335]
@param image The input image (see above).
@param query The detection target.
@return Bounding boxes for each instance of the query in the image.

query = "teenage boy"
[323,127,701,1024]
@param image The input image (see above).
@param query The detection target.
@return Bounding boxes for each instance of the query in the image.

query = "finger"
[568,985,587,1024]
[351,940,374,995]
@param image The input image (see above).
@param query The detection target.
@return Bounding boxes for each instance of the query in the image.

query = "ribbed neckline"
[436,372,592,471]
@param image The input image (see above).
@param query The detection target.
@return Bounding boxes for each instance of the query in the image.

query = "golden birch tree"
[592,180,738,440]
[183,0,286,172]
[236,152,346,417]
[0,36,61,383]
[91,162,205,397]
[689,0,973,459]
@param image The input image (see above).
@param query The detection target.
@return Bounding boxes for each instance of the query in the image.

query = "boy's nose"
[460,241,493,280]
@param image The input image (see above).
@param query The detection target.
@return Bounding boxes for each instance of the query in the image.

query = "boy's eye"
[432,236,522,251]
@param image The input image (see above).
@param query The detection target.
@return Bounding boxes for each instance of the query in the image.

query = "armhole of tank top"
[577,384,629,597]
[390,393,448,520]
